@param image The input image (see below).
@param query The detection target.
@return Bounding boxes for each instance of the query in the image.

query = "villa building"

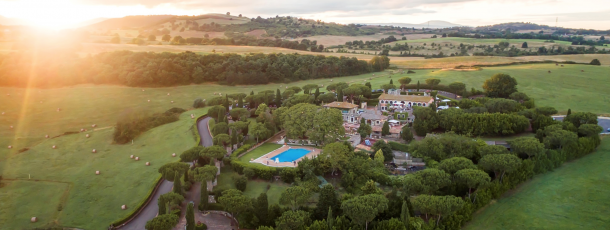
[322,101,360,123]
[378,90,434,111]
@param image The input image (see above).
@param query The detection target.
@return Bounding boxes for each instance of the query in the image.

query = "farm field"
[288,33,435,46]
[0,108,209,229]
[464,138,610,230]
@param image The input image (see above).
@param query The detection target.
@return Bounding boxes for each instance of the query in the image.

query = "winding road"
[119,117,213,229]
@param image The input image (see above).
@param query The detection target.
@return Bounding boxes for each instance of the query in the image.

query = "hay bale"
[142,89,145,91]
[121,205,126,210]
[86,134,90,138]
[147,100,150,102]
[172,153,176,157]
[9,125,13,129]
[135,157,139,161]
[45,135,49,138]
[548,71,551,73]
[92,149,97,153]
[52,145,56,149]
[56,108,61,112]
[330,79,333,82]
[96,171,100,175]
[171,101,174,103]
[92,124,97,128]
[145,162,150,166]
[167,93,170,96]
[8,145,12,149]
[581,70,584,72]
[31,217,37,223]
[80,128,85,132]
[130,155,134,159]
[1,112,4,115]
[561,65,564,67]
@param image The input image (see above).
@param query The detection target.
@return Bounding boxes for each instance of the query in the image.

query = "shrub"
[243,168,256,178]
[195,223,208,230]
[234,175,247,191]
[388,141,409,152]
[590,59,601,65]
[113,108,184,144]
[279,167,298,183]
[193,98,206,108]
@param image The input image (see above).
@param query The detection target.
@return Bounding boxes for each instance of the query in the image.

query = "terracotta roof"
[378,94,434,103]
[323,101,359,109]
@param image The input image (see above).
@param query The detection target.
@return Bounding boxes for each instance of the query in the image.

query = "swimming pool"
[272,148,312,162]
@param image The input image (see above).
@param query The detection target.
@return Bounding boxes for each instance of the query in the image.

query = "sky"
[1,0,609,30]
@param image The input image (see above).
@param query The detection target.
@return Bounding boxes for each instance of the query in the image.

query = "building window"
[376,121,380,125]
[423,103,426,106]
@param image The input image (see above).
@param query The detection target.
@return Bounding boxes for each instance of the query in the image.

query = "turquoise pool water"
[272,148,312,162]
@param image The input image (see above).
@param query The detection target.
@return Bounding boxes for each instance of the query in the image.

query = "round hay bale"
[167,93,170,96]
[31,217,37,223]
[80,128,85,132]
[135,157,139,161]
[145,162,150,166]
[45,135,49,138]
[56,108,61,112]
[86,134,90,138]
[52,145,56,149]
[330,79,333,82]
[171,101,174,103]
[130,155,134,159]
[121,205,126,210]
[92,149,97,153]
[92,124,97,128]
[1,112,4,115]
[147,100,150,102]
[95,171,100,175]
[548,71,551,73]
[142,89,145,91]
[172,153,176,157]
[581,70,584,72]
[561,65,564,67]
[8,145,12,149]
[555,63,558,66]
[9,125,13,129]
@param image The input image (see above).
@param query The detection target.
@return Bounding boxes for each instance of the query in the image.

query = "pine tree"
[382,121,390,136]
[276,89,282,107]
[186,202,195,230]
[400,201,411,230]
[254,193,269,225]
[199,182,208,211]
[314,184,341,220]
[158,197,166,215]
[567,108,572,116]
[337,89,343,102]
[173,171,182,195]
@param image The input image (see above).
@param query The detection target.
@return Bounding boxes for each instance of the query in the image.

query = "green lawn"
[0,108,208,229]
[363,64,610,114]
[464,138,610,230]
[215,166,289,205]
[238,143,283,163]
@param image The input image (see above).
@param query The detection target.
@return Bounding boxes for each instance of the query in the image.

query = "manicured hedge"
[230,158,277,180]
[231,144,253,157]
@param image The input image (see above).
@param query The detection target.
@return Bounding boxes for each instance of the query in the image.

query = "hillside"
[361,20,463,28]
[86,15,175,30]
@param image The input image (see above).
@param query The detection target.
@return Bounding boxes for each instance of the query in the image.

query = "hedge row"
[389,141,409,152]
[231,144,253,157]
[230,158,278,180]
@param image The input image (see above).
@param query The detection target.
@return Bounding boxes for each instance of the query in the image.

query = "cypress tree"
[231,130,238,149]
[337,89,343,102]
[406,198,415,217]
[184,168,189,183]
[390,79,394,84]
[327,207,334,229]
[254,193,269,225]
[567,108,572,116]
[158,197,166,215]
[365,82,372,89]
[186,202,195,230]
[276,89,282,107]
[237,96,243,108]
[314,88,320,101]
[224,95,230,112]
[173,171,182,195]
[401,201,410,230]
[382,121,390,136]
[417,81,420,92]
[250,90,254,95]
[199,181,208,211]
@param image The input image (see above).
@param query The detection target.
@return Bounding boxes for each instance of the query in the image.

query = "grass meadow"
[464,138,610,230]
[215,166,290,205]
[0,108,209,229]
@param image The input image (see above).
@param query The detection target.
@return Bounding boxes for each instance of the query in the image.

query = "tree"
[337,88,343,102]
[425,78,441,91]
[314,184,341,220]
[478,154,522,181]
[159,162,190,181]
[327,207,334,229]
[565,112,598,128]
[276,89,282,107]
[362,179,382,195]
[326,82,349,92]
[308,108,345,144]
[199,182,208,211]
[381,84,396,93]
[158,196,167,215]
[411,195,464,226]
[303,84,319,94]
[358,118,372,138]
[342,86,362,102]
[341,194,389,230]
[250,122,268,143]
[509,137,545,158]
[145,214,179,230]
[401,125,414,142]
[317,93,336,103]
[202,145,227,161]
[193,165,218,183]
[254,193,270,226]
[314,88,320,102]
[398,77,412,90]
[213,134,231,147]
[373,218,406,230]
[110,35,121,44]
[218,189,252,227]
[509,92,529,103]
[180,146,204,164]
[479,145,509,157]
[372,140,393,162]
[438,157,476,175]
[374,149,385,165]
[381,121,391,136]
[403,168,451,195]
[275,210,311,230]
[416,81,420,92]
[212,122,229,136]
[322,143,351,175]
[567,108,572,116]
[448,82,466,98]
[173,171,182,195]
[483,73,518,98]
[578,124,603,137]
[230,108,250,121]
[521,42,528,48]
[400,201,410,230]
[162,34,171,42]
[280,186,311,210]
[590,59,601,65]
[148,35,156,41]
[283,94,315,107]
[455,169,490,202]
[186,202,195,230]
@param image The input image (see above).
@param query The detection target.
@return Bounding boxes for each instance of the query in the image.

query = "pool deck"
[249,145,322,167]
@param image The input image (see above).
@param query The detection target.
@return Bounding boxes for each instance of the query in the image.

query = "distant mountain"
[360,20,464,28]
[0,15,28,26]
[86,15,175,30]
